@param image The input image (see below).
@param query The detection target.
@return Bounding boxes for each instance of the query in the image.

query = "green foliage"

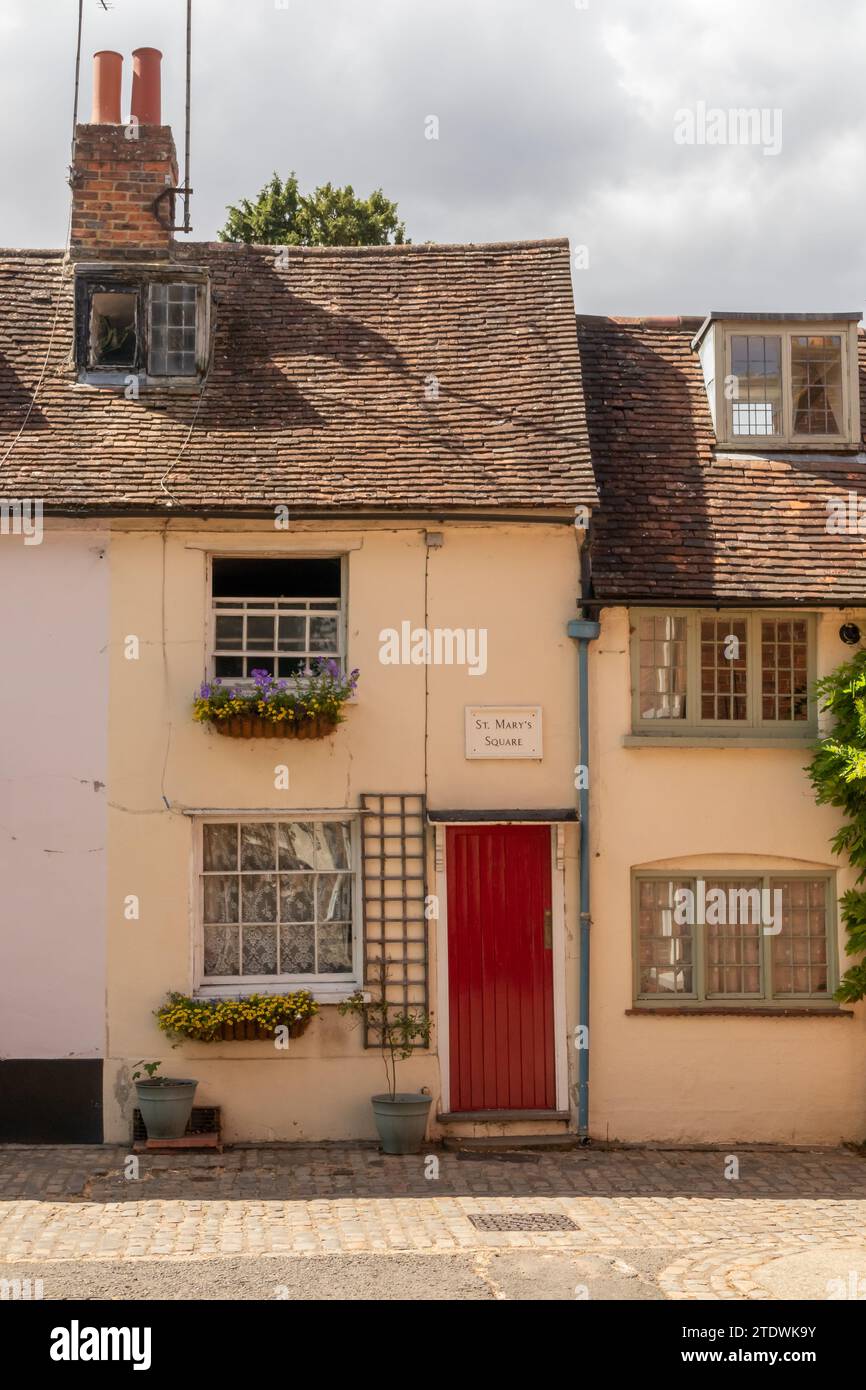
[807,649,866,1001]
[218,172,407,247]
[155,991,319,1043]
[339,962,431,1100]
[132,1060,162,1083]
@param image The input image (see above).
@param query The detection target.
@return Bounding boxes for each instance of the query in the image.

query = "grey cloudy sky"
[2,0,864,314]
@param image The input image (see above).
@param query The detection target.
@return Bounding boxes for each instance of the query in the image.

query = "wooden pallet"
[132,1105,223,1153]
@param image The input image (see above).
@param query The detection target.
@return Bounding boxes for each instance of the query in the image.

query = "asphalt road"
[0,1249,668,1300]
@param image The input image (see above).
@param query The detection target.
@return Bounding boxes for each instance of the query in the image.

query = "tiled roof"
[0,240,596,514]
[577,315,866,603]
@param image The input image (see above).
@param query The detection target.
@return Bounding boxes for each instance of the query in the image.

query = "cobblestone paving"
[1,1145,865,1299]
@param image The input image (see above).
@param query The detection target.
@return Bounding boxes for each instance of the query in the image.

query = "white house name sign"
[465,706,543,759]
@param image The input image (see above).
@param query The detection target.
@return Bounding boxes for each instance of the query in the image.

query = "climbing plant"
[807,648,866,1002]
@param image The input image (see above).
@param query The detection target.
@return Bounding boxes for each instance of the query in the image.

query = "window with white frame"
[211,556,344,682]
[633,873,835,1006]
[199,818,357,985]
[633,610,815,735]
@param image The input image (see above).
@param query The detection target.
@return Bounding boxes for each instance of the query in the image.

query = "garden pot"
[135,1078,198,1139]
[370,1093,432,1155]
[214,715,337,740]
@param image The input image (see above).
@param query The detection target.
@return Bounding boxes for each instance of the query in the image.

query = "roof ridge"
[0,239,571,261]
[575,313,706,328]
[181,237,571,254]
[0,248,66,259]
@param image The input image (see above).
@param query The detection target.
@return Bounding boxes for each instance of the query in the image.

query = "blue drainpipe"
[567,617,600,1141]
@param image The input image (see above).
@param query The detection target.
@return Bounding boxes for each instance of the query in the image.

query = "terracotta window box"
[214,715,338,740]
[216,1017,312,1041]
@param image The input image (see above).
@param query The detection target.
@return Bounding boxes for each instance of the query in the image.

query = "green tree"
[218,172,407,246]
[807,648,866,1001]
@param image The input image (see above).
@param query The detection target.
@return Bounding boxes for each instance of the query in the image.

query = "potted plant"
[339,969,432,1155]
[193,662,359,740]
[132,1060,198,1140]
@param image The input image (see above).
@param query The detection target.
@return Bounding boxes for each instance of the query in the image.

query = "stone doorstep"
[443,1134,584,1153]
[436,1108,575,1151]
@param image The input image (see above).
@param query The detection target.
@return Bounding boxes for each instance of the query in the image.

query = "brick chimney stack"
[70,49,178,261]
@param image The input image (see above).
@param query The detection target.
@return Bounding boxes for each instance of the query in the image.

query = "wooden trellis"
[359,793,428,1045]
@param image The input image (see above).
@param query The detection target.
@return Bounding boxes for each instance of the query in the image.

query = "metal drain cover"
[468,1213,577,1232]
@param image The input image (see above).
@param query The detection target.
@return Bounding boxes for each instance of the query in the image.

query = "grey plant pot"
[370,1093,432,1155]
[135,1079,198,1140]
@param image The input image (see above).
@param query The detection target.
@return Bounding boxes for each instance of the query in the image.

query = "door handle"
[543,909,552,948]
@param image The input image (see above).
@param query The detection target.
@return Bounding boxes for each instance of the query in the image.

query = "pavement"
[1,1143,866,1300]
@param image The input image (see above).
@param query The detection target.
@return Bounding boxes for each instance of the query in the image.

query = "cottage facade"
[1,51,864,1147]
[0,53,598,1144]
[577,312,866,1142]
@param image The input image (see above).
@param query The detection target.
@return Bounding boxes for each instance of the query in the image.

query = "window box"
[155,990,320,1042]
[214,1017,312,1041]
[214,713,338,740]
[194,664,357,738]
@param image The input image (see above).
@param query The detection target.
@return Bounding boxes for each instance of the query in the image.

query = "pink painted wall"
[0,528,108,1059]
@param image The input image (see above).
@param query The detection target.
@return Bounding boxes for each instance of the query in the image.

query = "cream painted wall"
[104,520,582,1142]
[0,528,108,1059]
[588,606,866,1144]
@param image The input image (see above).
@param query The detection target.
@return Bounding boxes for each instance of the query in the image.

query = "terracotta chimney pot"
[131,47,163,126]
[91,51,123,125]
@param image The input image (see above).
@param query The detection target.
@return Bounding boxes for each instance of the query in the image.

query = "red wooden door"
[446,824,555,1111]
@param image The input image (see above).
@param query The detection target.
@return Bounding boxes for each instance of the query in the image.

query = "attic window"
[696,316,861,449]
[89,291,138,369]
[727,329,846,442]
[75,270,209,386]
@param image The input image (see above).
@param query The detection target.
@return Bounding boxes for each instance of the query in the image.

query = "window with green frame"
[632,873,836,1007]
[632,610,816,735]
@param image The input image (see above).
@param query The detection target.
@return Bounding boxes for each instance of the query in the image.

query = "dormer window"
[75,268,209,388]
[693,313,862,449]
